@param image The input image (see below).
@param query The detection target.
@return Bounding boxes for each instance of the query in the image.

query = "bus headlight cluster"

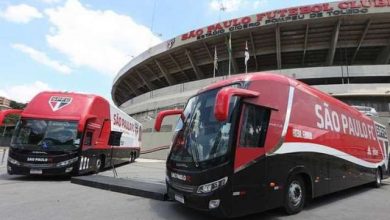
[197,177,228,194]
[56,157,78,167]
[8,157,21,166]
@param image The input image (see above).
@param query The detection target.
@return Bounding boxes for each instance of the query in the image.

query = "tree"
[3,114,20,126]
[9,100,26,110]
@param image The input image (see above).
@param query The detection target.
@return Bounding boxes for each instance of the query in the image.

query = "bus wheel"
[131,153,136,162]
[284,176,306,215]
[95,156,104,173]
[373,168,382,188]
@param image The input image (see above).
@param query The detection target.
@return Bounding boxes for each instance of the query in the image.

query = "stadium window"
[142,128,153,133]
[161,125,173,132]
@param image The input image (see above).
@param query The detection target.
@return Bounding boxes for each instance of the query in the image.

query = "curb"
[71,175,168,201]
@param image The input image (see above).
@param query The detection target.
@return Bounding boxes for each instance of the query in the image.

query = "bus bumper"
[166,184,231,217]
[7,162,76,176]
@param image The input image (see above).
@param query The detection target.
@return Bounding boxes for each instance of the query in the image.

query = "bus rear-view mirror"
[154,109,184,132]
[214,87,259,122]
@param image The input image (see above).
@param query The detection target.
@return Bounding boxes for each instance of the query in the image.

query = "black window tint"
[84,132,93,146]
[239,104,270,148]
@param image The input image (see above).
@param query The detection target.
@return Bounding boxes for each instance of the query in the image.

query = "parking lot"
[0,151,390,220]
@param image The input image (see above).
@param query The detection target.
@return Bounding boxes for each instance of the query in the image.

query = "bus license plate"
[30,169,42,174]
[174,194,185,204]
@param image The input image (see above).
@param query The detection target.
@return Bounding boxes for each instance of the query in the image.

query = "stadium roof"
[112,1,390,106]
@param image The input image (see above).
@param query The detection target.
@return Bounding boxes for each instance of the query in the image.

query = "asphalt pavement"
[1,156,390,220]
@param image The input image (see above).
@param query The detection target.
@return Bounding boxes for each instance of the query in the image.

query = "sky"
[0,0,331,104]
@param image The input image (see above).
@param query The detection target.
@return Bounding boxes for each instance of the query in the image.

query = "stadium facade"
[112,1,390,152]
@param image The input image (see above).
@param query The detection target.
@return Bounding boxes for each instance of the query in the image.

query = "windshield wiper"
[189,140,200,168]
[184,112,200,168]
[209,130,222,156]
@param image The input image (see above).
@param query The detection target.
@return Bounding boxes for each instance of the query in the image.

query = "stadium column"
[302,24,309,65]
[326,19,341,66]
[116,95,126,105]
[116,87,131,104]
[144,65,164,84]
[185,49,205,79]
[275,24,282,69]
[155,59,175,85]
[134,69,156,91]
[122,79,140,96]
[249,32,258,70]
[202,41,214,62]
[351,19,371,64]
[169,54,190,81]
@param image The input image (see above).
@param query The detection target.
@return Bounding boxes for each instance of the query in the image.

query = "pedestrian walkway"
[71,158,167,201]
[100,158,165,184]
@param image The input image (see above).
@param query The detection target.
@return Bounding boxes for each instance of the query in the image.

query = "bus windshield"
[169,86,239,167]
[11,119,79,151]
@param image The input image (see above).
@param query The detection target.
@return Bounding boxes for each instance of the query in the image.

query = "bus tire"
[95,155,104,173]
[373,168,382,188]
[129,153,134,163]
[284,175,306,215]
[130,152,136,163]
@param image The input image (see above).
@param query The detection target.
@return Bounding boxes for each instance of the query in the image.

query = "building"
[0,96,11,111]
[112,1,390,156]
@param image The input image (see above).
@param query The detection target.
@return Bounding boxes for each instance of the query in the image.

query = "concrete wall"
[140,115,179,160]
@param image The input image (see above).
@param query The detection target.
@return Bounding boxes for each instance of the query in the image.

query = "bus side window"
[84,131,93,146]
[238,104,270,148]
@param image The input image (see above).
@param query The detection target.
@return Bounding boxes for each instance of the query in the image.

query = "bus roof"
[198,72,298,94]
[22,91,108,121]
[198,72,374,122]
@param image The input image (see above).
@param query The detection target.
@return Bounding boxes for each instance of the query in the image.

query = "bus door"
[108,130,122,165]
[81,120,105,172]
[80,128,94,172]
[231,103,271,214]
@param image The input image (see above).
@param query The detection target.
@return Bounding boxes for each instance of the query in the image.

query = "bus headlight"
[197,177,228,194]
[209,199,221,209]
[56,157,78,167]
[8,157,21,166]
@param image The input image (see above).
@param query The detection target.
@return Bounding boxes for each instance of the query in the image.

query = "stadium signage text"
[178,1,390,45]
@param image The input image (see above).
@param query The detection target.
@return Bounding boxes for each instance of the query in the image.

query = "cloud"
[12,43,72,74]
[45,0,162,76]
[0,4,43,23]
[40,0,63,4]
[0,81,51,103]
[209,0,267,12]
[253,0,268,9]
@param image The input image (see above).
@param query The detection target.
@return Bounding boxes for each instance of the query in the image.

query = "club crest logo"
[49,96,72,111]
[167,38,175,49]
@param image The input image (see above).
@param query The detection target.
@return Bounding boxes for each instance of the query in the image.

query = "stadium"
[111,1,390,154]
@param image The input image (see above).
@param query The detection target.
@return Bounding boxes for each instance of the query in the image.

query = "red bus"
[7,91,141,175]
[155,73,389,218]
